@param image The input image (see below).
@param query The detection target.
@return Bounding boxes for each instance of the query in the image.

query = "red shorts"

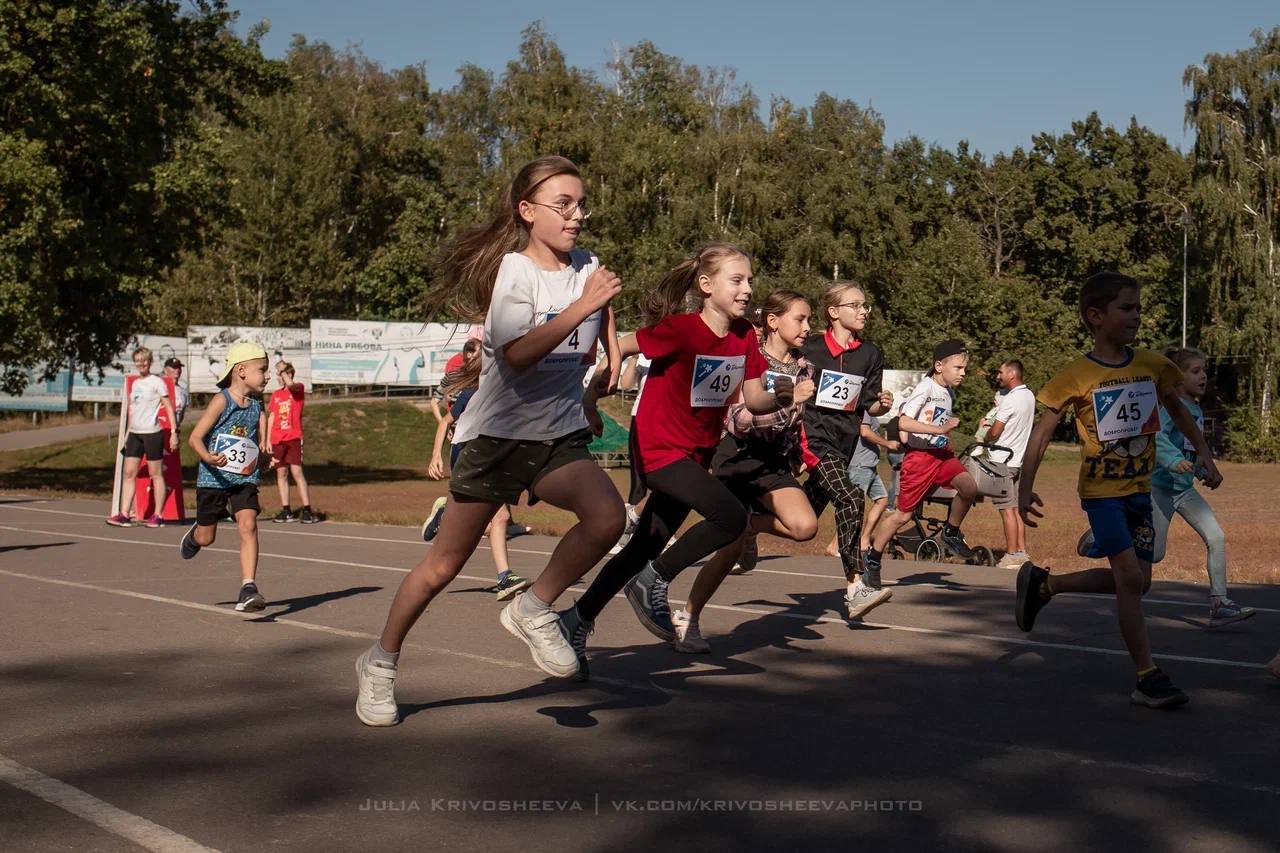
[273,439,303,466]
[896,448,967,513]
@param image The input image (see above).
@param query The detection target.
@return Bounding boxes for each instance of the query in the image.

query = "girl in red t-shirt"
[561,244,794,680]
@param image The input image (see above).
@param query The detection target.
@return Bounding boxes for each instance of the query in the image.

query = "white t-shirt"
[898,376,954,450]
[453,250,601,444]
[992,384,1036,468]
[629,354,651,418]
[128,375,169,434]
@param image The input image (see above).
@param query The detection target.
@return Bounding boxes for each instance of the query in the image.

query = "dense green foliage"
[3,9,1277,454]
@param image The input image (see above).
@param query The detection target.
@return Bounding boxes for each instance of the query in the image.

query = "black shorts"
[711,433,801,510]
[123,431,165,460]
[626,419,646,505]
[449,429,594,506]
[196,484,260,525]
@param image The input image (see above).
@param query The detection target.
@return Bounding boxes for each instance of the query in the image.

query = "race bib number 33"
[1092,380,1159,443]
[212,433,259,476]
[816,370,864,411]
[691,355,745,407]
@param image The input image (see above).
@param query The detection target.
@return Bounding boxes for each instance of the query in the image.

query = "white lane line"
[4,504,1275,616]
[0,753,220,853]
[1,524,1269,671]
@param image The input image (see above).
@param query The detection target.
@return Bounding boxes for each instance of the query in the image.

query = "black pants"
[576,457,747,622]
[803,453,867,581]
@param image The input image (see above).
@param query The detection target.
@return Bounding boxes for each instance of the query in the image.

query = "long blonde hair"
[437,156,583,321]
[645,243,749,324]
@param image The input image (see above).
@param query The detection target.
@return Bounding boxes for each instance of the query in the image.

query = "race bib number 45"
[816,370,864,411]
[212,433,259,476]
[691,355,745,407]
[538,310,601,371]
[1092,380,1159,443]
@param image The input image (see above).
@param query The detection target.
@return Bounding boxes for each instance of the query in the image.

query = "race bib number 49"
[1092,380,1159,443]
[212,433,259,476]
[816,370,864,411]
[691,355,745,407]
[538,310,601,371]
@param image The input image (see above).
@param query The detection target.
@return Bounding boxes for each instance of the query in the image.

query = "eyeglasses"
[836,301,873,313]
[528,200,592,220]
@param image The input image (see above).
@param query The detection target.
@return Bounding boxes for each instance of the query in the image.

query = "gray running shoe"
[845,577,892,620]
[624,562,676,640]
[1208,599,1256,628]
[558,604,594,682]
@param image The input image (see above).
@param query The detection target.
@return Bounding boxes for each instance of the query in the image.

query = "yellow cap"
[219,341,268,383]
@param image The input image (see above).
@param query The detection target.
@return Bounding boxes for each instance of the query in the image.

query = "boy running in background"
[181,342,273,612]
[266,361,318,523]
[864,339,980,573]
[1016,272,1222,709]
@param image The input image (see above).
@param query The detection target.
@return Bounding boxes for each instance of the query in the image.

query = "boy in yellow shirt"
[1016,272,1221,708]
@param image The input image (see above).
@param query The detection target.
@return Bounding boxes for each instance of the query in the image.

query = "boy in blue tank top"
[181,342,272,612]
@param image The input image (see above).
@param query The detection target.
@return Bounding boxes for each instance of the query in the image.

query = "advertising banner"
[188,326,311,393]
[310,321,477,386]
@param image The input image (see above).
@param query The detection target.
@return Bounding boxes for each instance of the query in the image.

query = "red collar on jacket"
[824,329,863,358]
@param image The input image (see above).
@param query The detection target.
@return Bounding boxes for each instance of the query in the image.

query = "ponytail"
[645,242,749,324]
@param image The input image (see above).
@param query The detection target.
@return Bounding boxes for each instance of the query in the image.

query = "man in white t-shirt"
[984,359,1036,568]
[108,347,179,528]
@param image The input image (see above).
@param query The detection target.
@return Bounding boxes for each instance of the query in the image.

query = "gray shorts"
[991,466,1021,510]
[848,465,888,502]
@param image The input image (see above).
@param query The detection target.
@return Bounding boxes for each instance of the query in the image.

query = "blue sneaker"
[624,562,676,640]
[421,497,447,542]
[180,523,201,560]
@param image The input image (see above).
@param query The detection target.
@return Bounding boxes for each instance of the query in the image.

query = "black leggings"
[576,457,747,621]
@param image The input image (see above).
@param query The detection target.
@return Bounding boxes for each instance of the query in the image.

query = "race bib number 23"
[691,355,745,407]
[1092,380,1159,443]
[816,370,864,411]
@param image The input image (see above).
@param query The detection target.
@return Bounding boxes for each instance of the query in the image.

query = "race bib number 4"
[212,433,259,476]
[691,355,745,408]
[816,370,864,411]
[1092,380,1159,443]
[538,310,601,371]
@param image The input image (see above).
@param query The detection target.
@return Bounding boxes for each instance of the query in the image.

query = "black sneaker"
[1015,561,1050,632]
[300,507,320,524]
[271,509,296,524]
[180,523,202,560]
[235,582,266,612]
[1131,668,1189,709]
[558,605,594,682]
[624,562,676,640]
[421,497,447,542]
[940,526,974,559]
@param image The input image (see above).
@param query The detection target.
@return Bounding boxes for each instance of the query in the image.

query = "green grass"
[0,401,444,495]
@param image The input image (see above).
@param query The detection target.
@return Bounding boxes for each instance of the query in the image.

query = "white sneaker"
[500,596,580,678]
[672,609,711,654]
[354,648,399,727]
[845,578,892,620]
[730,532,759,575]
[996,551,1028,570]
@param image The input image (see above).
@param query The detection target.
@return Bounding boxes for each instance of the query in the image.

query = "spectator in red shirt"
[266,362,317,523]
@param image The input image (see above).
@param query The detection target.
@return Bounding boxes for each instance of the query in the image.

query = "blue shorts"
[1081,493,1154,563]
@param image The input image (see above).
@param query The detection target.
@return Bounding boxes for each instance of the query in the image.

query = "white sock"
[515,589,552,617]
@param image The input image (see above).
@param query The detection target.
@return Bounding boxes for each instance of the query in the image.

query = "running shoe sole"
[235,592,266,612]
[846,587,892,620]
[624,579,676,640]
[499,605,579,678]
[1130,688,1190,709]
[180,523,201,560]
[494,577,533,601]
[1015,562,1049,632]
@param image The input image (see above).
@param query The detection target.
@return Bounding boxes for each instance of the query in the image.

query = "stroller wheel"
[915,539,942,562]
[970,546,994,567]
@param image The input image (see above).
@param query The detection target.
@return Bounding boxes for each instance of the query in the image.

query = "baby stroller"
[886,442,1014,566]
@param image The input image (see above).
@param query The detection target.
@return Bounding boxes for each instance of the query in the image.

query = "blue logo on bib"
[694,358,724,386]
[820,372,842,393]
[1094,389,1122,419]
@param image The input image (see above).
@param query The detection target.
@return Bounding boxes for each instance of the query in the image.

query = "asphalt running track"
[1,495,1277,853]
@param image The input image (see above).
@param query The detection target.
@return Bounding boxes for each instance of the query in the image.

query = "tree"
[1185,27,1280,430]
[0,0,280,393]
